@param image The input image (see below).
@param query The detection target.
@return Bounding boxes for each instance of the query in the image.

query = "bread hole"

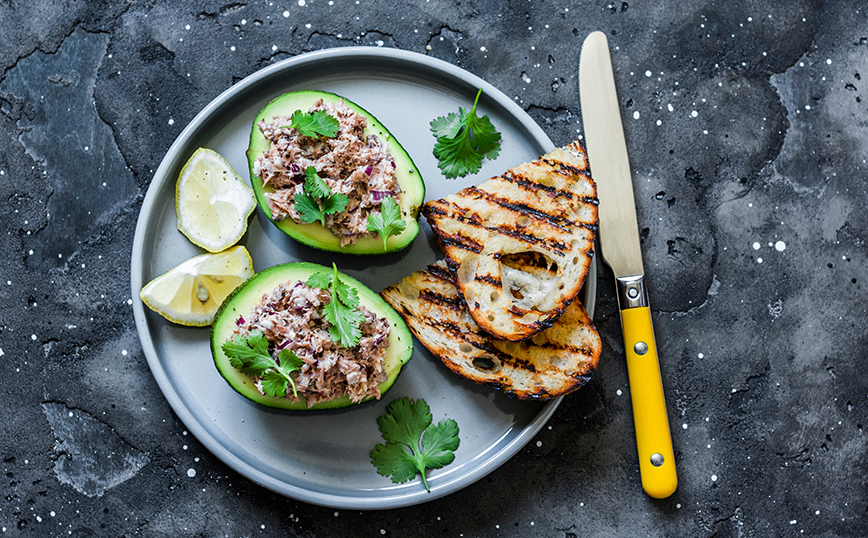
[487,314,495,322]
[531,332,548,346]
[490,291,499,303]
[549,354,566,369]
[459,342,474,353]
[472,353,499,371]
[501,251,559,277]
[539,176,555,188]
[572,256,579,265]
[516,216,532,227]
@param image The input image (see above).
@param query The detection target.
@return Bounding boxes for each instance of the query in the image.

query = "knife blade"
[579,30,677,499]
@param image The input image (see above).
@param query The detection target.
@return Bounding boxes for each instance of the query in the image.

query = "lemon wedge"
[139,246,254,326]
[176,148,256,252]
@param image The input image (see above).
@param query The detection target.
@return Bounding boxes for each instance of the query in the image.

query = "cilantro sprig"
[430,88,502,179]
[367,196,407,248]
[221,331,304,398]
[286,109,340,138]
[294,166,349,225]
[370,397,460,492]
[306,263,365,348]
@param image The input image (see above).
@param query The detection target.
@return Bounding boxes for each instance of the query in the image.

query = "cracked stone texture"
[1,0,867,537]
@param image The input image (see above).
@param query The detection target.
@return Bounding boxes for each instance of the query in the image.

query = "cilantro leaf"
[294,190,325,225]
[303,166,331,199]
[306,263,365,348]
[221,332,303,398]
[289,109,340,138]
[370,397,460,492]
[430,88,502,179]
[367,196,407,249]
[294,166,349,225]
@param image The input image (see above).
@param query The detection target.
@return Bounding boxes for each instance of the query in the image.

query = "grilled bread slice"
[422,141,598,341]
[380,263,601,400]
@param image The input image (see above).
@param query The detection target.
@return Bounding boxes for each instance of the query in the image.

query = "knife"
[579,30,677,499]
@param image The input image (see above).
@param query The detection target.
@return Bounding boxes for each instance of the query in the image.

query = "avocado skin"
[210,262,413,410]
[246,90,425,254]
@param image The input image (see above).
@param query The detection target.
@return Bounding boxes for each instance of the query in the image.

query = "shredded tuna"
[233,280,391,407]
[254,99,402,246]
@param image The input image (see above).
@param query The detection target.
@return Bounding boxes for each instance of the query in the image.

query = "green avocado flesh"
[246,90,425,254]
[210,262,414,410]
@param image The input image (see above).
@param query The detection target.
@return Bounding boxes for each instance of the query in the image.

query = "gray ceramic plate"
[131,47,596,509]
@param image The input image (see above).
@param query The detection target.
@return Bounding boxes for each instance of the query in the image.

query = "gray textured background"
[2,1,867,536]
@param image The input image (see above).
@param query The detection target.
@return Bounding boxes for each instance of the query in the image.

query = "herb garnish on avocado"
[221,331,305,398]
[306,263,366,348]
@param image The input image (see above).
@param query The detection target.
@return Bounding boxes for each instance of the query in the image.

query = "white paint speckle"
[168,118,175,126]
[298,0,306,5]
[757,258,763,264]
[122,350,128,356]
[775,241,786,251]
[691,110,699,118]
[633,111,640,119]
[187,468,196,477]
[711,474,718,482]
[698,353,704,359]
[0,348,4,357]
[480,46,487,52]
[616,389,622,395]
[682,423,688,430]
[536,440,542,447]
[283,10,290,16]
[826,59,832,64]
[753,242,761,250]
[645,70,652,77]
[31,334,37,341]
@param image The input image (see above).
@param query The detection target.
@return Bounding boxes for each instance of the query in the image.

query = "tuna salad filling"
[253,99,402,246]
[233,280,391,407]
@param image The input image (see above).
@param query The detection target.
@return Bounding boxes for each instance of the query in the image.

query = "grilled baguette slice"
[380,262,601,400]
[422,141,598,341]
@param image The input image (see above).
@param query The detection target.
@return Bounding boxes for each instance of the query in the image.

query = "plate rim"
[131,45,596,509]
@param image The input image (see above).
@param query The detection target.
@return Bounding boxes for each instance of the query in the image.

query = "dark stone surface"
[1,0,867,536]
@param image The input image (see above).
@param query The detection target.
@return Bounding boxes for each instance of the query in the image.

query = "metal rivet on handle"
[634,341,649,355]
[650,453,664,467]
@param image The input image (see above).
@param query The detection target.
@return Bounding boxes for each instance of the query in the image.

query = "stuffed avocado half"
[247,90,425,254]
[211,262,413,410]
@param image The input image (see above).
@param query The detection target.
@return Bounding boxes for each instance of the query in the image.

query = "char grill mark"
[501,170,574,200]
[422,315,537,373]
[436,231,484,253]
[419,290,465,311]
[465,186,574,230]
[475,273,502,288]
[542,157,588,178]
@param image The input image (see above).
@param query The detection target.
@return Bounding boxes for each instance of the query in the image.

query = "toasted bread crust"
[422,141,598,341]
[380,264,601,400]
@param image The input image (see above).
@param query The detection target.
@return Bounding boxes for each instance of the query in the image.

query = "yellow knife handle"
[621,305,677,498]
